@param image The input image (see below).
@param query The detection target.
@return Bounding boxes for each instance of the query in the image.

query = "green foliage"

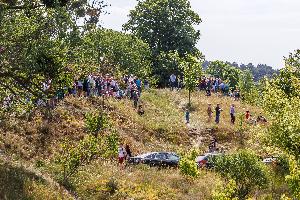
[285,157,300,199]
[124,0,202,85]
[0,0,108,112]
[213,150,269,199]
[85,111,108,136]
[238,70,259,105]
[206,61,241,89]
[179,148,200,178]
[180,54,203,106]
[262,50,300,199]
[212,179,238,200]
[104,130,119,158]
[81,28,152,78]
[263,70,300,158]
[57,134,103,181]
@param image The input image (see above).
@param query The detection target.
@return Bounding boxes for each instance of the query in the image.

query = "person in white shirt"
[118,144,126,168]
[169,74,177,91]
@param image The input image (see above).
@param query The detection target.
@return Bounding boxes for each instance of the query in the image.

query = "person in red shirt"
[245,111,250,120]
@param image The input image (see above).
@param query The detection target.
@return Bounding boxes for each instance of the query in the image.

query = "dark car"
[128,152,180,167]
[195,153,223,169]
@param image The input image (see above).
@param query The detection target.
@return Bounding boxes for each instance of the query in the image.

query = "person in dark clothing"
[132,89,139,108]
[137,105,145,115]
[125,144,132,159]
[215,104,222,124]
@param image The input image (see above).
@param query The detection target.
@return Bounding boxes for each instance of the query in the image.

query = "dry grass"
[0,88,273,199]
[71,159,219,200]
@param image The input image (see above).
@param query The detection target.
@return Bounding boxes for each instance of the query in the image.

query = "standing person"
[230,104,236,124]
[118,144,126,169]
[144,79,149,90]
[137,105,145,115]
[185,108,190,124]
[207,103,213,122]
[169,73,177,91]
[245,110,250,120]
[125,144,132,160]
[215,104,222,124]
[135,78,142,95]
[132,89,139,109]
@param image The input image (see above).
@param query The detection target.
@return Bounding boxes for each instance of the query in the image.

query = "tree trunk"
[188,89,191,108]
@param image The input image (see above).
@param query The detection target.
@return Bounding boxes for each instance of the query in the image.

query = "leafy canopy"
[262,50,300,198]
[80,28,152,78]
[213,150,268,199]
[206,61,241,89]
[123,0,202,85]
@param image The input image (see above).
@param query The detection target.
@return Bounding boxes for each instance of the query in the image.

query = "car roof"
[134,152,179,157]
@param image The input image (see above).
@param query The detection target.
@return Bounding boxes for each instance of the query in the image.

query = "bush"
[57,135,103,181]
[212,179,238,200]
[104,130,119,158]
[179,149,200,178]
[285,157,300,199]
[213,150,269,199]
[85,111,108,136]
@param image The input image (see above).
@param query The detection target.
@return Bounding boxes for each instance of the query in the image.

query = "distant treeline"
[203,61,279,81]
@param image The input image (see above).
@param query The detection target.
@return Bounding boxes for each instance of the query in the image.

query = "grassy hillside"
[0,89,286,199]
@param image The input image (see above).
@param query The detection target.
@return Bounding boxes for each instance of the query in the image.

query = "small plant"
[57,135,103,182]
[85,111,108,136]
[35,159,45,168]
[212,179,238,200]
[104,130,119,158]
[179,148,200,179]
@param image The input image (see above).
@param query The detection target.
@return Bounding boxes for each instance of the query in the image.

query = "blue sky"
[100,0,300,69]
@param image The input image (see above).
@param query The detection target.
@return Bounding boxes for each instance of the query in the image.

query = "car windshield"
[145,153,157,159]
[195,155,206,162]
[155,153,167,160]
[138,153,153,158]
[167,154,179,160]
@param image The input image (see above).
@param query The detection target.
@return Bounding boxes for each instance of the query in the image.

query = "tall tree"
[262,50,300,198]
[80,28,152,78]
[238,70,259,105]
[206,61,241,89]
[123,0,202,85]
[180,54,203,107]
[0,0,107,111]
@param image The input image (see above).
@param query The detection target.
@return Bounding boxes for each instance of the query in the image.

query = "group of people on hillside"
[169,73,241,100]
[45,74,149,112]
[206,104,267,125]
[185,103,267,126]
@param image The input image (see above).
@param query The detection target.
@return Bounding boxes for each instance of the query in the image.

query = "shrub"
[212,179,238,200]
[57,135,103,182]
[179,149,200,178]
[285,157,300,199]
[85,111,108,136]
[213,150,269,199]
[104,130,119,158]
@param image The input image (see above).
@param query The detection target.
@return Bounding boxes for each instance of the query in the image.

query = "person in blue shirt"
[135,78,142,95]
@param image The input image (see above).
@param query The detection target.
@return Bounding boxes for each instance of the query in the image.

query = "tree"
[0,0,107,112]
[238,70,259,105]
[123,0,202,85]
[262,50,300,198]
[180,54,203,107]
[206,61,241,89]
[214,150,269,199]
[80,28,152,78]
